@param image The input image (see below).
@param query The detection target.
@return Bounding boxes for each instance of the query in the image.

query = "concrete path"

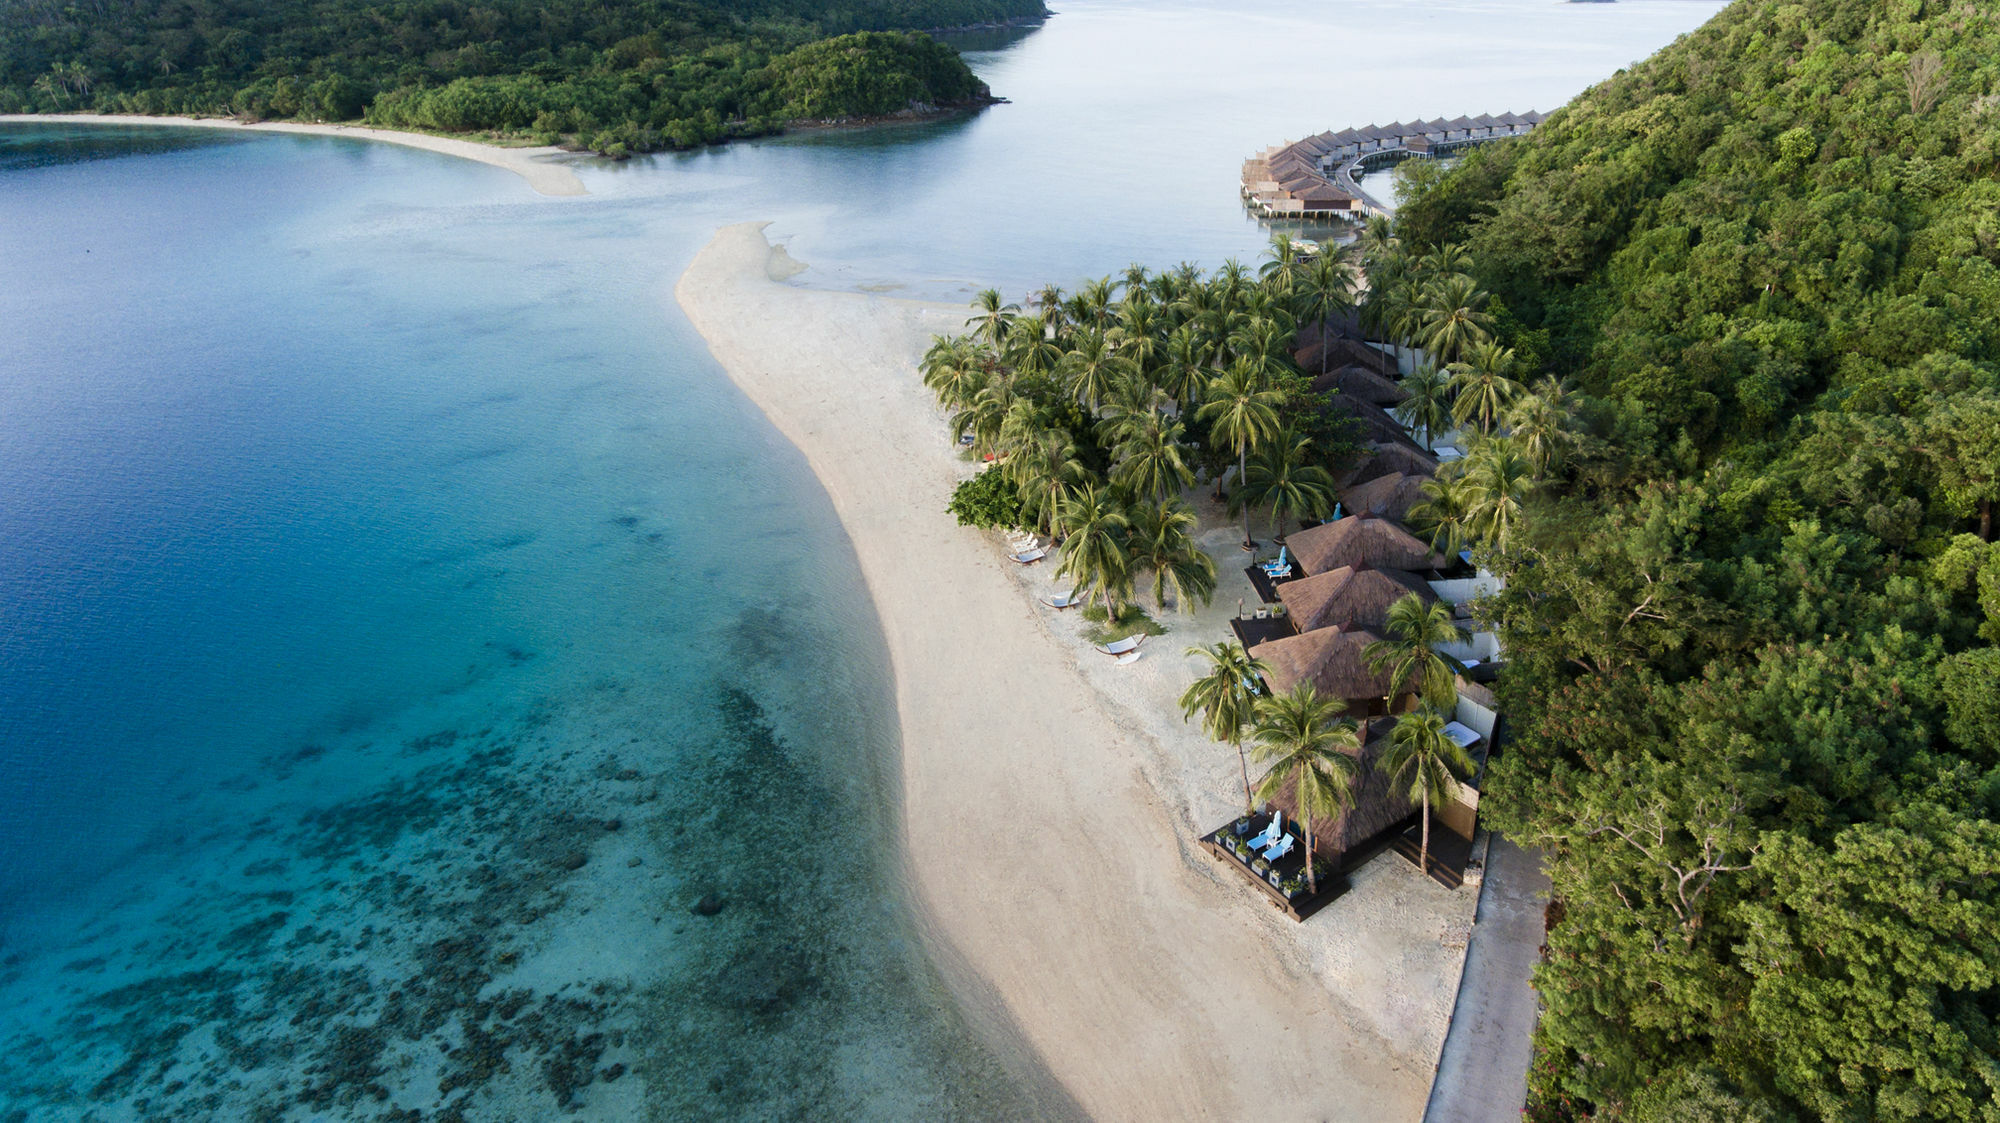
[1424,834,1552,1123]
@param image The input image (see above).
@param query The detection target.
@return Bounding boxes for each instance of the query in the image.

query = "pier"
[1242,112,1547,220]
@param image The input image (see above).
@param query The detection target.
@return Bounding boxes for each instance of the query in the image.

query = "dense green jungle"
[0,0,1046,153]
[1389,0,2000,1117]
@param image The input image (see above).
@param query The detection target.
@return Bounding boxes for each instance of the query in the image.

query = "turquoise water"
[0,2,1722,1117]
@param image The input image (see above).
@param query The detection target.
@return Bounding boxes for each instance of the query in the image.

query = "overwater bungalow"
[1284,513,1449,576]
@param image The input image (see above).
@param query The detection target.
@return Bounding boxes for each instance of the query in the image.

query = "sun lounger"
[1262,835,1295,861]
[1246,817,1283,850]
[1115,650,1143,665]
[1040,591,1082,609]
[1008,547,1048,564]
[1095,635,1144,655]
[1259,546,1290,576]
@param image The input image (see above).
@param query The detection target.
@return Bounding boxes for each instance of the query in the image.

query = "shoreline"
[0,114,587,197]
[676,221,1473,1119]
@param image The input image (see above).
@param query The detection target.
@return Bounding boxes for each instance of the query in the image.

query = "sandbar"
[0,113,586,196]
[677,221,1478,1120]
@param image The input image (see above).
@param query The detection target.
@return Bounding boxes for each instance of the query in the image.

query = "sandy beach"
[677,221,1478,1120]
[0,113,587,196]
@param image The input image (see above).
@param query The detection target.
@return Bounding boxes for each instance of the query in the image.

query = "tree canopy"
[1388,1,2000,1118]
[0,0,1043,154]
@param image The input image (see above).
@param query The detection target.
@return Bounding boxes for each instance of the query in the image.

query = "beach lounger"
[1040,591,1082,609]
[1259,546,1290,576]
[1262,835,1295,861]
[1095,635,1143,655]
[1115,650,1143,665]
[1008,547,1048,564]
[1246,817,1283,850]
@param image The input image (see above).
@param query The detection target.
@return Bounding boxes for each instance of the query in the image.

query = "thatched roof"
[1276,564,1437,632]
[1249,624,1391,701]
[1343,442,1439,487]
[1312,364,1408,407]
[1326,393,1422,451]
[1261,717,1417,858]
[1285,513,1448,575]
[1339,471,1429,521]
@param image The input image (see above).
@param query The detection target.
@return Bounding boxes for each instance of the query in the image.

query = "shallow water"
[0,1,1722,1117]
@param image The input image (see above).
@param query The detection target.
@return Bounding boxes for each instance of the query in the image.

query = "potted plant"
[1252,857,1271,875]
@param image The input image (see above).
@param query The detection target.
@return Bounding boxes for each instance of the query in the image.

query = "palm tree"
[1060,327,1136,414]
[966,289,1019,350]
[1159,323,1213,408]
[1128,498,1217,612]
[1419,241,1474,279]
[1004,313,1063,379]
[1295,252,1357,376]
[954,377,1018,460]
[1228,315,1299,386]
[1259,231,1306,303]
[1505,376,1576,475]
[1390,275,1429,371]
[1232,430,1335,542]
[1032,283,1069,346]
[1074,276,1119,329]
[1008,426,1088,539]
[1110,300,1165,386]
[1363,592,1469,710]
[921,335,994,409]
[1377,704,1476,878]
[1055,484,1132,617]
[1463,437,1535,551]
[1446,341,1524,435]
[1405,471,1475,556]
[1356,215,1400,269]
[1195,361,1286,548]
[1417,274,1494,365]
[1394,361,1455,452]
[1110,411,1194,502]
[1252,684,1361,895]
[1180,641,1271,813]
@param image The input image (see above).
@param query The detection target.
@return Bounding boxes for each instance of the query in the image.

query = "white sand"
[677,222,1479,1120]
[0,114,587,196]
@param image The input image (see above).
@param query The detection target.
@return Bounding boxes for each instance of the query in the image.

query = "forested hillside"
[1392,0,2000,1118]
[0,0,1043,153]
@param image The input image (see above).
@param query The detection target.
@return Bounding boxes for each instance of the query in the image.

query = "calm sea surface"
[0,1,1721,1117]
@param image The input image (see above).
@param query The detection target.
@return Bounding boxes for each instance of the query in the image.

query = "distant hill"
[0,0,1047,153]
[1395,1,2000,1119]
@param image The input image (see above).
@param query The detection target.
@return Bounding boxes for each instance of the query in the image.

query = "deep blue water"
[0,2,1724,1116]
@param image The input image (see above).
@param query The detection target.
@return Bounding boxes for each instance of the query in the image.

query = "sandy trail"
[676,221,1458,1121]
[0,114,587,196]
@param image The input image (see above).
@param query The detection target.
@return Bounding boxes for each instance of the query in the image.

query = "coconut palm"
[1377,704,1476,878]
[1357,215,1400,269]
[921,335,992,417]
[1032,283,1068,345]
[1420,241,1474,280]
[1295,251,1358,376]
[1004,313,1063,379]
[1394,361,1455,451]
[1110,300,1165,386]
[966,289,1019,350]
[1405,470,1475,556]
[1390,275,1430,371]
[1121,263,1152,297]
[1008,426,1088,539]
[1232,430,1335,542]
[1195,361,1287,548]
[1180,641,1271,813]
[1073,276,1119,330]
[1159,324,1213,408]
[1446,341,1524,435]
[1128,498,1217,613]
[1259,231,1307,303]
[1228,315,1299,388]
[1417,273,1494,365]
[954,376,1018,460]
[1110,411,1195,502]
[1214,258,1253,307]
[1463,437,1535,551]
[1364,593,1469,710]
[1055,484,1132,617]
[1096,375,1170,443]
[1252,684,1361,895]
[1059,327,1136,413]
[1505,376,1576,474]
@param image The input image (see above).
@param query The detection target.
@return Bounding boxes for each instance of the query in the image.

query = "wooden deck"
[1244,561,1302,604]
[1200,812,1349,922]
[1230,613,1298,649]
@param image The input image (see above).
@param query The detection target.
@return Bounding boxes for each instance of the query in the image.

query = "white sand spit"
[678,221,1479,1120]
[0,114,586,196]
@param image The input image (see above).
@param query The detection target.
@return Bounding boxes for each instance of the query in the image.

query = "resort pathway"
[1424,834,1550,1123]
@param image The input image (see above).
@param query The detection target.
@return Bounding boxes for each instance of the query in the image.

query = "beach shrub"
[945,468,1021,529]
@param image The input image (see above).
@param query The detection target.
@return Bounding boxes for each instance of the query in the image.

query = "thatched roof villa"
[1284,513,1449,576]
[1275,563,1438,632]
